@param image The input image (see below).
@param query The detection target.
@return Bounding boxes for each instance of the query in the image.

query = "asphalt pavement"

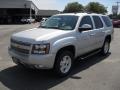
[0,24,120,90]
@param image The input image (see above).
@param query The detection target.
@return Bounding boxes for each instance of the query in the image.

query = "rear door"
[89,15,104,50]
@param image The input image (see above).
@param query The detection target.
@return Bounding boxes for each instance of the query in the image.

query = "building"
[36,10,60,21]
[0,0,60,24]
[0,0,39,24]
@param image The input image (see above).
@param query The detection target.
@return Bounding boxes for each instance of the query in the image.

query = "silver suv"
[8,13,114,77]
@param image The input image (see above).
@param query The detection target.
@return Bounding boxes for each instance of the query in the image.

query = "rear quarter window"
[102,16,112,27]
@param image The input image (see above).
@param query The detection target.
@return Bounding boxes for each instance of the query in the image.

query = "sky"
[32,0,120,14]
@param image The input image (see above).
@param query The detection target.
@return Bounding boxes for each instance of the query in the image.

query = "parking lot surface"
[0,24,120,90]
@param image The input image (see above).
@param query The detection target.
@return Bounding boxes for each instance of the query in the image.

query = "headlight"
[32,44,50,54]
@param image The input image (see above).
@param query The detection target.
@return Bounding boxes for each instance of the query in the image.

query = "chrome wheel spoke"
[60,55,72,74]
[104,42,109,53]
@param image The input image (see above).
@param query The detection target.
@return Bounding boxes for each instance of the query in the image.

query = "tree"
[63,2,84,13]
[86,2,107,14]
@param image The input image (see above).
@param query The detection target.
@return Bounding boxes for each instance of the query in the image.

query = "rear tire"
[54,51,73,77]
[101,39,110,55]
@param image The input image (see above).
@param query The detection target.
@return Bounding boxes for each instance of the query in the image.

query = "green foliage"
[85,2,107,14]
[63,2,107,14]
[63,2,84,13]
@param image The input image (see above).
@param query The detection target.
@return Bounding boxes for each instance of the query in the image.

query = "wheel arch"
[53,45,76,67]
[105,35,111,43]
[55,45,76,59]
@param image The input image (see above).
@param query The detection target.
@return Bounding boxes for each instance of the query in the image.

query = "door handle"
[90,34,95,36]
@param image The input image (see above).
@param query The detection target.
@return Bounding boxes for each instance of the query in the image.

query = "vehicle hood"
[12,28,72,43]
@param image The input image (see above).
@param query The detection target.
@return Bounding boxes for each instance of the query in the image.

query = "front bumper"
[8,48,55,69]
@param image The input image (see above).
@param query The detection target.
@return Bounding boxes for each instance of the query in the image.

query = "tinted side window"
[79,16,93,29]
[93,16,103,29]
[102,16,112,27]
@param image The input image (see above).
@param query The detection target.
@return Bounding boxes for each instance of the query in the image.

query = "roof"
[55,13,106,17]
[37,10,60,16]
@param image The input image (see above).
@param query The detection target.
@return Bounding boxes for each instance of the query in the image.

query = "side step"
[80,49,101,60]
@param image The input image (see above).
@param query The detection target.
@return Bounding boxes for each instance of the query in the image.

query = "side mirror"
[78,24,92,32]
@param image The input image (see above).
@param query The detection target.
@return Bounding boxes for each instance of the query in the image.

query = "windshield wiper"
[40,26,59,29]
[39,26,47,28]
[48,27,59,29]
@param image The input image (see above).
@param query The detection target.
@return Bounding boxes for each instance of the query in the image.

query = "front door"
[76,16,94,55]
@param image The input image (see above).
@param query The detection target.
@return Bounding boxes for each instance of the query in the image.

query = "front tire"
[54,51,74,77]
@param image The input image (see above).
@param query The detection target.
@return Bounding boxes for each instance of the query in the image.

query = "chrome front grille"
[11,39,31,54]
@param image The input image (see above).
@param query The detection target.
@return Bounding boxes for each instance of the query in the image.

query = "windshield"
[40,15,78,30]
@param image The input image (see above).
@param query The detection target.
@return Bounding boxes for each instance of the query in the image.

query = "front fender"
[51,37,77,54]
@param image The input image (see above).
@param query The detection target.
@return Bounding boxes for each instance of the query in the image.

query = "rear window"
[93,16,103,29]
[102,16,112,27]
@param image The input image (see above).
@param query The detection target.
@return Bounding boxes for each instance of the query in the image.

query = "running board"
[80,49,101,60]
